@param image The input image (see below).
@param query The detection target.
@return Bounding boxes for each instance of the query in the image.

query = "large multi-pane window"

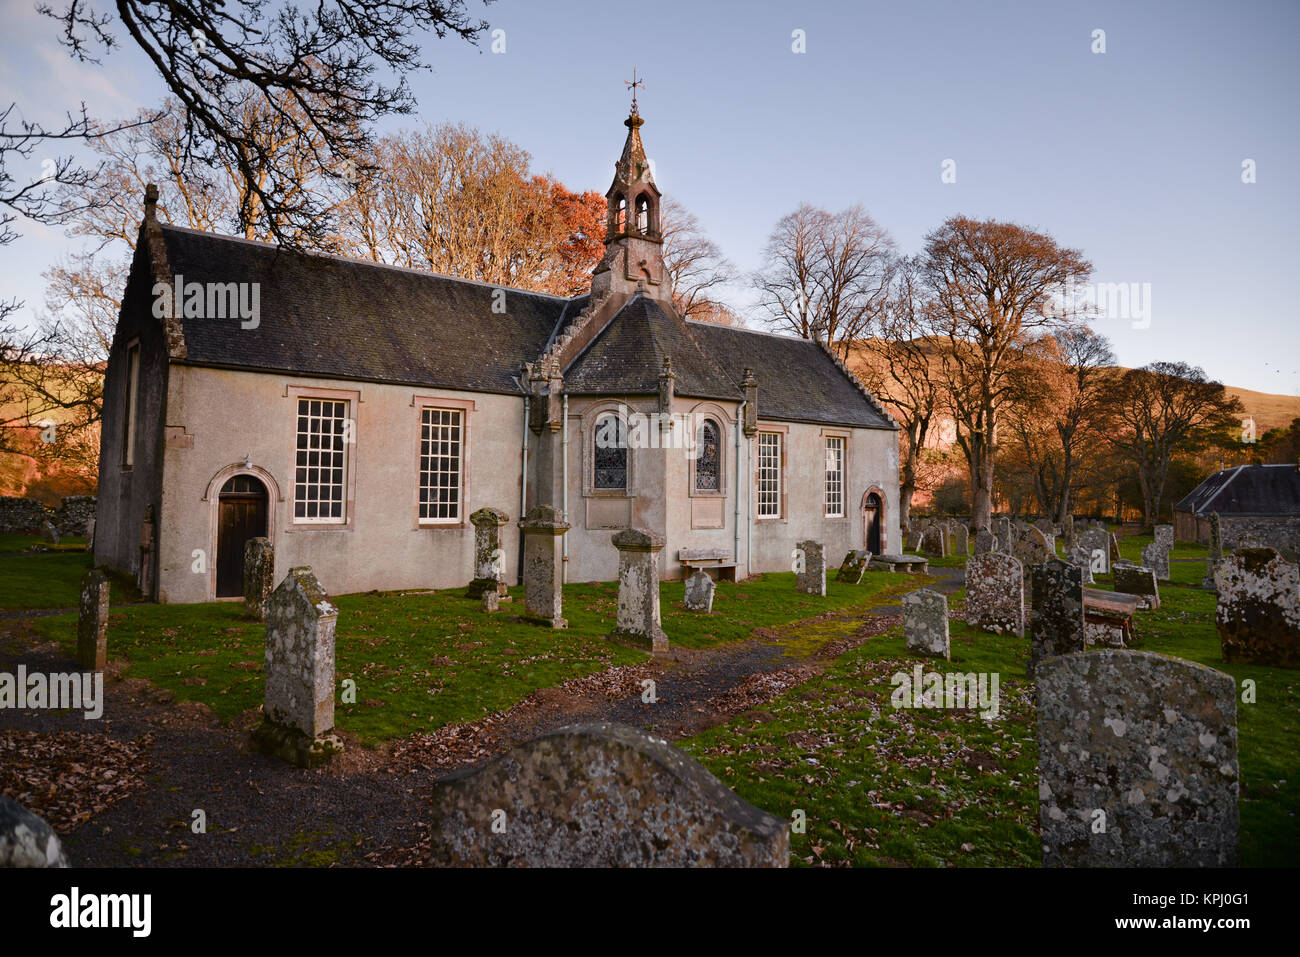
[825,436,845,518]
[294,398,348,522]
[419,407,463,523]
[594,413,628,490]
[757,431,782,518]
[694,419,721,492]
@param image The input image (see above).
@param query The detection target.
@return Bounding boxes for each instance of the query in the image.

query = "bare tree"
[922,215,1093,529]
[659,196,735,320]
[1103,361,1244,527]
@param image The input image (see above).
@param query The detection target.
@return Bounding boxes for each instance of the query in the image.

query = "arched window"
[614,196,627,234]
[593,413,627,490]
[635,195,651,233]
[695,418,721,492]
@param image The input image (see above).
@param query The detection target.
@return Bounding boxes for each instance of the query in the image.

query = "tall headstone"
[519,505,570,628]
[0,796,69,867]
[76,569,110,671]
[1140,542,1170,582]
[996,516,1013,553]
[1078,528,1110,577]
[947,522,969,556]
[243,536,275,621]
[683,569,716,613]
[1014,526,1053,566]
[608,528,667,653]
[965,552,1025,636]
[428,723,789,867]
[973,526,995,558]
[1114,563,1160,610]
[919,524,946,558]
[1154,524,1174,549]
[467,507,510,599]
[1215,548,1300,668]
[904,588,950,660]
[1061,515,1076,549]
[1037,651,1238,867]
[1202,512,1223,589]
[1067,544,1095,585]
[795,540,827,597]
[250,567,343,768]
[837,549,869,584]
[1028,559,1084,677]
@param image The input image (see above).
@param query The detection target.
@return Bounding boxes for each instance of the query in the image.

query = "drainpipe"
[734,400,745,567]
[518,394,529,586]
[562,393,569,583]
[746,429,753,576]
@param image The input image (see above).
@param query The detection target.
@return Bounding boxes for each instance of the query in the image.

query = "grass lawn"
[0,533,87,554]
[679,553,1299,867]
[0,546,132,610]
[30,570,919,746]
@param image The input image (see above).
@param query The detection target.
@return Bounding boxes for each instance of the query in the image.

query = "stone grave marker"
[683,569,716,613]
[947,522,969,556]
[919,524,946,558]
[1203,512,1223,589]
[519,505,570,628]
[608,528,667,653]
[1067,544,1095,585]
[1028,559,1084,677]
[0,796,68,867]
[1215,547,1300,668]
[904,588,950,660]
[837,549,870,584]
[973,526,995,558]
[1077,528,1109,577]
[795,540,827,597]
[1114,563,1160,610]
[467,507,510,599]
[966,552,1024,636]
[1141,542,1170,582]
[243,536,274,621]
[76,569,110,671]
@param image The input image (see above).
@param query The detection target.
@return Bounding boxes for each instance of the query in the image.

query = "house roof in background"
[1174,464,1300,516]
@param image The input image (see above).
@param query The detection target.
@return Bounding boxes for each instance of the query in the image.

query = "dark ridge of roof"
[686,322,895,429]
[159,225,572,394]
[563,295,742,401]
[1175,464,1300,516]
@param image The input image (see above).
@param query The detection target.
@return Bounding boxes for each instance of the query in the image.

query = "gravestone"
[1028,559,1084,677]
[250,567,344,768]
[947,523,969,556]
[608,528,667,653]
[1077,529,1109,576]
[837,549,869,584]
[242,537,274,621]
[1141,542,1170,582]
[84,516,95,552]
[1108,533,1121,563]
[428,722,789,867]
[683,569,716,613]
[905,527,923,551]
[997,516,1013,553]
[904,588,950,660]
[1215,548,1300,668]
[40,520,59,545]
[1037,650,1238,867]
[76,569,110,671]
[1067,545,1094,585]
[1014,526,1053,566]
[1114,563,1161,610]
[973,526,995,558]
[965,552,1024,636]
[1202,512,1223,589]
[467,507,510,599]
[1035,518,1057,538]
[482,591,499,613]
[0,796,68,867]
[519,506,570,628]
[919,524,946,558]
[1154,524,1174,550]
[1061,515,1076,549]
[137,506,156,598]
[795,540,827,597]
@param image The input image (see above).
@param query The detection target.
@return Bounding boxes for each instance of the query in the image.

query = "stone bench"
[678,548,739,582]
[1083,587,1140,647]
[870,554,929,574]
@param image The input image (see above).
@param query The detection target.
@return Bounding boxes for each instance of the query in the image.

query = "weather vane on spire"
[625,67,645,113]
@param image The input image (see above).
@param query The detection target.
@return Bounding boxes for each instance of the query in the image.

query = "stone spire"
[591,98,665,302]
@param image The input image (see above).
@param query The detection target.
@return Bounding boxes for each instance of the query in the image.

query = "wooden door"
[216,476,268,597]
[862,493,882,554]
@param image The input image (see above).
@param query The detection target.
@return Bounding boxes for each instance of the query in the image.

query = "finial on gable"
[144,183,159,222]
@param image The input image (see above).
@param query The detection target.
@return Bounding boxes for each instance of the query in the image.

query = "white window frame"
[418,406,464,526]
[292,396,350,525]
[757,431,783,519]
[824,435,846,519]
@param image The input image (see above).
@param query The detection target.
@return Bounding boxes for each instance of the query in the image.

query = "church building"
[94,103,900,602]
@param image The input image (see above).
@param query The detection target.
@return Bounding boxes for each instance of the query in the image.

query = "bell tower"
[591,71,665,303]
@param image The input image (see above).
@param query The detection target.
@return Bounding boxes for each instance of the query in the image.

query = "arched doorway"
[862,491,883,554]
[216,474,268,597]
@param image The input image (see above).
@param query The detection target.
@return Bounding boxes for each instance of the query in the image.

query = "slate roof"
[151,224,894,428]
[160,224,565,394]
[687,321,895,429]
[1174,464,1300,516]
[563,296,741,401]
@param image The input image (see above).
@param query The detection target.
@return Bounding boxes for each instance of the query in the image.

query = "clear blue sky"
[2,0,1297,392]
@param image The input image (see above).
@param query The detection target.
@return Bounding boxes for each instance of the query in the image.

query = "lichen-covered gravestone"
[1215,547,1300,669]
[837,549,869,584]
[919,524,946,558]
[795,540,826,597]
[1114,563,1160,610]
[1037,650,1238,867]
[428,722,789,867]
[1028,559,1084,677]
[76,568,110,671]
[1154,524,1174,549]
[1077,528,1109,577]
[608,528,667,653]
[965,552,1024,636]
[904,588,950,660]
[1014,526,1054,566]
[996,516,1014,553]
[1141,542,1170,582]
[519,505,570,628]
[947,522,969,556]
[467,507,510,599]
[973,526,995,558]
[1067,545,1094,585]
[683,569,715,613]
[1203,511,1223,589]
[243,536,274,621]
[0,796,68,867]
[250,567,343,768]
